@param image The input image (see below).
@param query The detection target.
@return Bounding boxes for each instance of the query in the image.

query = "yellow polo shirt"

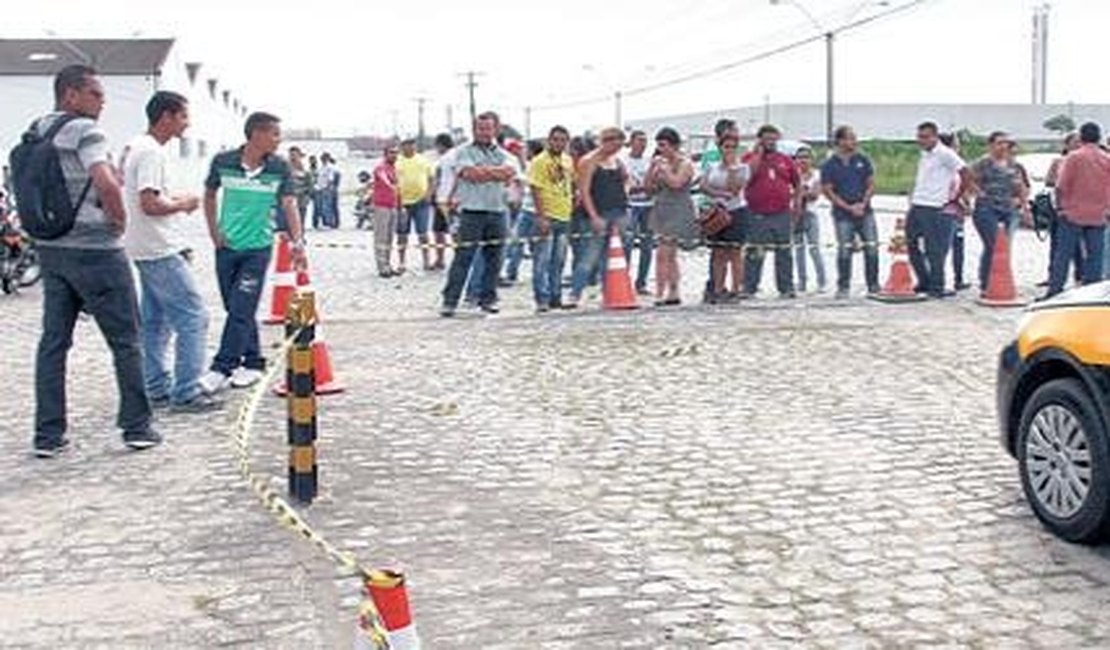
[527,150,574,221]
[396,153,433,206]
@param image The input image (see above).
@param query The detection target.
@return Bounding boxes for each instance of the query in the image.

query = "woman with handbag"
[646,127,698,306]
[700,132,749,302]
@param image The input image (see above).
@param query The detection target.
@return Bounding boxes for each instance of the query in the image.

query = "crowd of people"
[358,113,1109,315]
[11,64,1110,457]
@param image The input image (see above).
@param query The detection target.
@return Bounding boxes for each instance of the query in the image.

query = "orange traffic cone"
[870,217,927,303]
[977,223,1028,308]
[274,267,345,396]
[602,225,639,310]
[264,234,296,325]
[354,571,421,650]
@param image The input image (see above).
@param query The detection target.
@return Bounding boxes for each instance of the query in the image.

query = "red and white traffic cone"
[870,217,927,303]
[264,234,296,325]
[274,264,345,396]
[354,571,420,650]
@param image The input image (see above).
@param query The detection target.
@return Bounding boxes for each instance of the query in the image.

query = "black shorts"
[707,208,748,245]
[433,204,451,234]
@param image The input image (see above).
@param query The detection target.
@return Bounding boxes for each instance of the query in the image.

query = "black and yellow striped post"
[285,290,318,504]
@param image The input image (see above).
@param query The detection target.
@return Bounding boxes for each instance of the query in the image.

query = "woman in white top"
[700,132,749,300]
[792,147,828,293]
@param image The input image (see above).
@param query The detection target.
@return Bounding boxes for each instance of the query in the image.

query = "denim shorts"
[397,201,431,235]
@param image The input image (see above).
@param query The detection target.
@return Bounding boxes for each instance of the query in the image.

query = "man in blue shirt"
[821,125,879,298]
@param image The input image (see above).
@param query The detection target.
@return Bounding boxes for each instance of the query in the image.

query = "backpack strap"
[39,113,81,143]
[40,114,95,216]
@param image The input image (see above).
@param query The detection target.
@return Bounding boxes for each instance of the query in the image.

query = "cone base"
[603,303,641,311]
[975,297,1029,308]
[263,316,285,325]
[869,293,929,304]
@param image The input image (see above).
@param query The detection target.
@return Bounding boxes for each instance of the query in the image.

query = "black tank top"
[591,165,627,212]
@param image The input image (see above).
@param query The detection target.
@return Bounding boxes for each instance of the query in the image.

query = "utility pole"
[459,71,485,126]
[614,91,623,129]
[413,96,428,149]
[825,31,834,147]
[524,106,533,140]
[446,104,454,134]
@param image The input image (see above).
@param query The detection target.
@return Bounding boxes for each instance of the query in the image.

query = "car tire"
[1017,378,1110,544]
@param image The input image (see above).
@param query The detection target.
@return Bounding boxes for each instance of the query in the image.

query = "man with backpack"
[11,65,159,457]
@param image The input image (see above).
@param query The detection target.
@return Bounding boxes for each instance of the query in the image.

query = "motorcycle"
[0,212,42,294]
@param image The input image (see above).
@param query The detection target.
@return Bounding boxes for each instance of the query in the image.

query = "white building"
[0,38,252,185]
[628,103,1110,146]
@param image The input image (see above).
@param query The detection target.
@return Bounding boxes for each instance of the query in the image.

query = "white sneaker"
[198,370,231,395]
[230,367,265,389]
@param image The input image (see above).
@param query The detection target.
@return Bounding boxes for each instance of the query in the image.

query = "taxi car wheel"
[1017,378,1110,544]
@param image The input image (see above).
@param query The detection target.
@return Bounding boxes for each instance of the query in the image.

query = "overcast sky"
[4,0,1107,136]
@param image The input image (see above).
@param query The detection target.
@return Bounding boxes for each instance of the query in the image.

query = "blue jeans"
[972,204,1016,290]
[212,247,270,375]
[630,205,654,290]
[504,209,536,282]
[833,214,880,291]
[135,254,210,404]
[571,208,631,299]
[532,220,570,306]
[35,248,152,446]
[906,205,955,295]
[444,210,506,308]
[793,210,827,291]
[1048,219,1106,296]
[135,254,208,401]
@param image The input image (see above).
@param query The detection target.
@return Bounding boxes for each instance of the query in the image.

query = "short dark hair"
[527,139,545,158]
[145,91,188,126]
[433,133,454,149]
[756,124,780,138]
[244,111,280,139]
[549,125,570,138]
[476,111,500,125]
[655,127,681,147]
[987,131,1010,144]
[629,129,646,140]
[54,64,96,106]
[917,121,939,134]
[714,118,737,139]
[833,125,854,143]
[1080,122,1102,144]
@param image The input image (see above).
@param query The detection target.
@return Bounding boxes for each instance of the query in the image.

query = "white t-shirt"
[621,152,654,207]
[434,148,458,204]
[911,143,966,208]
[123,134,183,261]
[704,161,751,212]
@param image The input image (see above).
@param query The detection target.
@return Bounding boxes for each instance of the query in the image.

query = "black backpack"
[1029,190,1057,241]
[8,114,93,240]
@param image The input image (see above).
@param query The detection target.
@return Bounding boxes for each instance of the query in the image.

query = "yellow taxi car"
[998,281,1110,544]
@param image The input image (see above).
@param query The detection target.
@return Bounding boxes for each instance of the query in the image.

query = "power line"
[529,0,931,113]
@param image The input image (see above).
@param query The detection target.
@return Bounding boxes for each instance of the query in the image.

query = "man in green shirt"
[199,112,305,394]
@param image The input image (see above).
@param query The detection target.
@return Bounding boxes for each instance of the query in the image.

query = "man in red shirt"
[742,125,802,298]
[1048,121,1110,296]
[372,145,401,278]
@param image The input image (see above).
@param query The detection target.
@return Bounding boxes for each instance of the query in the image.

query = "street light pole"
[824,31,834,147]
[614,91,623,128]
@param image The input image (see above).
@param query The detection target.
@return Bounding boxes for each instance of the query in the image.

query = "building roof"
[0,39,174,76]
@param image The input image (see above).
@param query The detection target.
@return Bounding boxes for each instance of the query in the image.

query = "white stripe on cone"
[607,236,628,270]
[271,271,296,286]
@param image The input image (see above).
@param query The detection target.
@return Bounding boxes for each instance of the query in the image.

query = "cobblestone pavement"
[2,208,1109,649]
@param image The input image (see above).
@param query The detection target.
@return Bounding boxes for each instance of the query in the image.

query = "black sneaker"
[150,395,171,410]
[170,394,224,414]
[33,438,71,459]
[479,303,500,314]
[440,304,457,318]
[123,429,163,451]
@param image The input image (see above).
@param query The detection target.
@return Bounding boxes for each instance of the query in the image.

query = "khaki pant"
[373,207,398,274]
